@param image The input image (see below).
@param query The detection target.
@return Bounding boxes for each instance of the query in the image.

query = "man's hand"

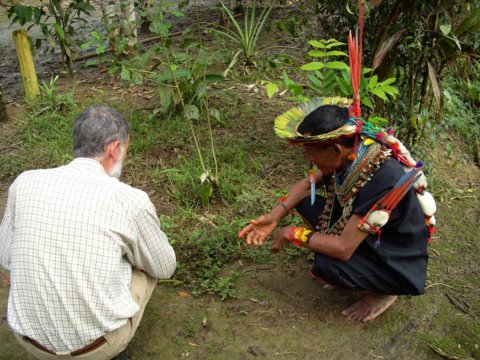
[238,213,278,246]
[270,226,293,253]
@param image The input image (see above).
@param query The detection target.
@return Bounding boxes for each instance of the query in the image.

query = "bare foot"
[342,293,397,322]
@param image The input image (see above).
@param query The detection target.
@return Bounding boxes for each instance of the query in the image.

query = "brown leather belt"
[24,335,107,356]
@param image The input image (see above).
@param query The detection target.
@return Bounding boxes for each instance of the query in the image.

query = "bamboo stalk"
[12,29,40,101]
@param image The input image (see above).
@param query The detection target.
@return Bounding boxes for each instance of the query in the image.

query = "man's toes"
[361,295,398,323]
[349,307,368,322]
[342,300,363,316]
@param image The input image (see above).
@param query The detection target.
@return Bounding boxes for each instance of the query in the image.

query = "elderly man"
[239,101,432,323]
[0,105,176,359]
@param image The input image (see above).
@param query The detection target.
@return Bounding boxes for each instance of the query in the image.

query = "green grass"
[0,102,77,181]
[442,71,480,164]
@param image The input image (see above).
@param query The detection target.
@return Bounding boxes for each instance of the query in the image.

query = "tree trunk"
[118,0,137,56]
[12,29,39,102]
[0,88,8,122]
[100,0,120,54]
[100,0,137,57]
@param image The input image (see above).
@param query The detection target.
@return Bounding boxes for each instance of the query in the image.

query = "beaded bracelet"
[288,227,313,246]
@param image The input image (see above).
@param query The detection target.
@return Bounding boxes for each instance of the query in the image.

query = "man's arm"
[239,170,325,245]
[0,183,16,271]
[129,200,176,279]
[272,214,369,260]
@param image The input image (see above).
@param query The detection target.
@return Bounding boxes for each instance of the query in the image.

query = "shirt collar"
[70,157,107,175]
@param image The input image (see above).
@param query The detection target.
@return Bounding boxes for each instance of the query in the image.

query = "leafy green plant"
[113,1,226,204]
[8,0,94,76]
[213,0,274,76]
[299,38,349,97]
[263,38,399,112]
[442,63,480,165]
[368,1,480,137]
[198,275,237,300]
[80,30,129,67]
[36,75,76,113]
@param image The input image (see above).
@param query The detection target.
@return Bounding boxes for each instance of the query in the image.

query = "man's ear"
[331,143,343,155]
[105,140,121,161]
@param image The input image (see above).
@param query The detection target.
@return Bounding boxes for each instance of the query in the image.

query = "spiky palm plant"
[213,0,274,76]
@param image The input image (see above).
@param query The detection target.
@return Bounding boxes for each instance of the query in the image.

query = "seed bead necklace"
[316,142,390,235]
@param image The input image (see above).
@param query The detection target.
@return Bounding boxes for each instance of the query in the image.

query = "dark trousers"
[296,197,411,295]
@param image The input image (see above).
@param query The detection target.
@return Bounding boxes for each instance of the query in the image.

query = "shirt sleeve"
[128,198,177,280]
[0,182,16,270]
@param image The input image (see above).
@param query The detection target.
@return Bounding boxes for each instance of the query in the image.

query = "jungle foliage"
[317,0,480,143]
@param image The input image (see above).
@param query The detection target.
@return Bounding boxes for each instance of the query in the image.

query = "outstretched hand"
[238,214,278,246]
[270,226,292,253]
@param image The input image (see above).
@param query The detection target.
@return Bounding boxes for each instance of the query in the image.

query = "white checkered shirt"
[0,158,176,352]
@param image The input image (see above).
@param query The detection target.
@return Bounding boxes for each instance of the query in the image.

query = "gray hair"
[73,105,130,158]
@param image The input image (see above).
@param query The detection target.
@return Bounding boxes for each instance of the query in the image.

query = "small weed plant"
[36,75,76,113]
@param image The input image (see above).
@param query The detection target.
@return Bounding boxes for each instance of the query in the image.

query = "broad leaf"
[308,50,347,58]
[120,66,131,81]
[361,96,374,109]
[439,24,451,35]
[153,69,191,82]
[369,116,389,127]
[325,61,349,70]
[184,104,200,121]
[380,85,399,96]
[266,82,278,98]
[308,40,327,49]
[157,85,172,110]
[379,77,396,86]
[209,108,221,122]
[301,62,325,70]
[54,23,65,40]
[370,88,387,101]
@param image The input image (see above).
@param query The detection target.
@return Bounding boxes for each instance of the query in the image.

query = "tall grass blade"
[218,0,244,38]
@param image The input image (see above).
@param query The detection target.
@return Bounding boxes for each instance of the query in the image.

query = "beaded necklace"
[316,142,390,235]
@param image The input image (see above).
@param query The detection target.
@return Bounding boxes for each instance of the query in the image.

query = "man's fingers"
[246,231,256,245]
[238,224,253,238]
[250,215,267,225]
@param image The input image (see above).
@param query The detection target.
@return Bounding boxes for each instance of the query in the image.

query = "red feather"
[348,0,365,118]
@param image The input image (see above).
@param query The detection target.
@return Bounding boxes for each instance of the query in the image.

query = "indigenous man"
[239,99,435,323]
[0,105,176,359]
